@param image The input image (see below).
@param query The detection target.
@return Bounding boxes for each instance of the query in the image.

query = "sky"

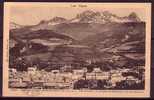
[8,3,147,25]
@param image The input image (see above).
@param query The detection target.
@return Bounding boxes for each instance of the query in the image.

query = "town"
[9,64,145,90]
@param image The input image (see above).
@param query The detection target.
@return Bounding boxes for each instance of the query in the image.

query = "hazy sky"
[9,3,146,25]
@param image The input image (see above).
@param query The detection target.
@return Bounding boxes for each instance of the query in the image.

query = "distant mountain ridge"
[38,17,67,26]
[72,10,141,23]
[35,10,141,25]
[10,10,142,30]
[10,22,24,29]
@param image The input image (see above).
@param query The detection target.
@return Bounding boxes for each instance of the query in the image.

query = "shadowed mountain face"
[9,10,145,71]
[82,22,145,48]
[10,29,73,40]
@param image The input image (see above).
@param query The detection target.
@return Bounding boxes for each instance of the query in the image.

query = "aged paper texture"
[3,2,151,97]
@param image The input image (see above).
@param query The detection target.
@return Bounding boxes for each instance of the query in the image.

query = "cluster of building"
[9,65,144,89]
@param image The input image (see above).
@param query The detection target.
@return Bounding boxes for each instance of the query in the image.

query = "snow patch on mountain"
[71,10,141,23]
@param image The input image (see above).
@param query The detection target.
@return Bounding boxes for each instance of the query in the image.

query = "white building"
[126,76,140,84]
[110,72,126,85]
[9,68,17,73]
[86,73,95,80]
[92,67,102,73]
[61,72,72,78]
[60,65,72,72]
[72,69,85,80]
[110,69,121,74]
[85,68,110,80]
[120,68,130,73]
[73,69,84,75]
[28,67,37,75]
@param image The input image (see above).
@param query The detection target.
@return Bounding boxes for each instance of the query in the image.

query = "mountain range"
[9,10,145,71]
[11,10,141,29]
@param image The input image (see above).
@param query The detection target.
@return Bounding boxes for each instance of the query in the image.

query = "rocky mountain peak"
[75,10,141,23]
[49,16,67,23]
[128,12,141,22]
[76,10,101,23]
[38,20,48,25]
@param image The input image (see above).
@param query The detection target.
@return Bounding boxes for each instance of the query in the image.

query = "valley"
[9,10,145,90]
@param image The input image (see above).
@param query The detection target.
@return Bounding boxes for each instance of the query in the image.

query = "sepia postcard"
[3,2,151,97]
